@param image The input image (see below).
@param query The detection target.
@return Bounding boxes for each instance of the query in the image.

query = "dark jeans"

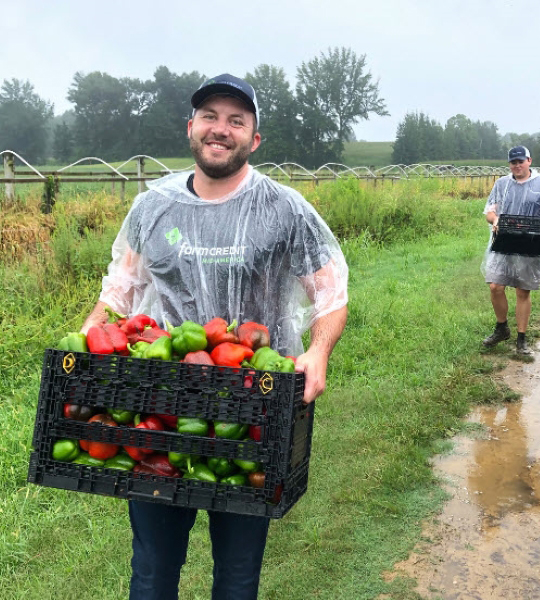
[128,500,270,600]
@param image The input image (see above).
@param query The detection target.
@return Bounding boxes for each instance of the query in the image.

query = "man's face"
[187,96,261,179]
[509,157,532,181]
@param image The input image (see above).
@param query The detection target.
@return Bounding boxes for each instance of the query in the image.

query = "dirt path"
[388,346,540,599]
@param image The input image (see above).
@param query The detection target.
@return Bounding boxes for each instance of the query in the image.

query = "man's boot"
[516,333,532,355]
[483,322,511,347]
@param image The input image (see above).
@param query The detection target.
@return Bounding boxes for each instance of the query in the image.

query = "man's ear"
[250,132,262,153]
[187,119,193,138]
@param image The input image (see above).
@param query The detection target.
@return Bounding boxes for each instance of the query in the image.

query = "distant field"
[342,141,394,167]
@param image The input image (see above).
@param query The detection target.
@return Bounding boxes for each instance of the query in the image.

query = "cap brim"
[191,83,257,116]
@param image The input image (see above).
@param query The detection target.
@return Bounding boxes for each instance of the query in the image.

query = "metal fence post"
[137,157,145,194]
[4,152,15,203]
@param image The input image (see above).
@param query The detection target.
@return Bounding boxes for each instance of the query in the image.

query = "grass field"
[0,177,529,599]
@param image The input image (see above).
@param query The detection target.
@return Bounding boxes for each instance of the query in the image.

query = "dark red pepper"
[182,350,215,365]
[203,318,239,350]
[155,414,179,429]
[63,403,96,422]
[133,326,170,344]
[86,323,130,356]
[248,424,262,442]
[133,454,181,477]
[237,322,270,351]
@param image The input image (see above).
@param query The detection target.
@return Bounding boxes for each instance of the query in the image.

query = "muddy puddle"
[388,347,540,599]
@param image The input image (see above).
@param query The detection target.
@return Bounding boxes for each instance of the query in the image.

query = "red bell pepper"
[237,322,270,351]
[203,318,239,349]
[81,413,120,460]
[120,314,161,344]
[86,323,130,356]
[121,314,170,346]
[210,342,254,368]
[126,414,165,456]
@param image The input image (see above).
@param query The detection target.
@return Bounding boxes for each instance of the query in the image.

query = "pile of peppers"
[53,406,268,489]
[58,310,297,373]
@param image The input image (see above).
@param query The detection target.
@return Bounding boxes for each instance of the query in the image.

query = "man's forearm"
[308,305,348,357]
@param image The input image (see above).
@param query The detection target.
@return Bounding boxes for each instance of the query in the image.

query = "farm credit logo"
[168,228,246,264]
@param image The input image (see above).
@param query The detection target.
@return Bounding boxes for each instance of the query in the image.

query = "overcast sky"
[1,0,537,143]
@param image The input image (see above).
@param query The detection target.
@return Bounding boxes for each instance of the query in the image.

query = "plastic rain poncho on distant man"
[482,145,540,355]
[80,73,348,600]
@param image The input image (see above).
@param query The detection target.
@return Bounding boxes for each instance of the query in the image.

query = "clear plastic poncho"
[100,167,348,356]
[481,169,540,290]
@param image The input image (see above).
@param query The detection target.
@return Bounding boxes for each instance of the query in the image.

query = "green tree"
[0,79,53,163]
[296,47,388,166]
[67,71,150,160]
[53,121,74,162]
[244,65,298,164]
[140,67,205,157]
[474,120,501,159]
[444,114,481,159]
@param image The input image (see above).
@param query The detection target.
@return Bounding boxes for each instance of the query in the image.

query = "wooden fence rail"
[0,151,508,208]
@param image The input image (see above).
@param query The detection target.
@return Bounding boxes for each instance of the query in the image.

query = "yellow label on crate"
[259,372,274,395]
[62,352,76,374]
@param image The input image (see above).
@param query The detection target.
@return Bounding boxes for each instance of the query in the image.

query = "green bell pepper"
[73,452,105,467]
[186,463,218,483]
[107,407,136,424]
[220,474,248,486]
[207,457,238,477]
[52,438,80,462]
[166,320,207,358]
[58,332,88,353]
[177,417,209,436]
[104,453,136,471]
[168,452,201,468]
[233,458,261,473]
[213,421,249,440]
[143,336,173,361]
[249,347,296,372]
[128,341,150,358]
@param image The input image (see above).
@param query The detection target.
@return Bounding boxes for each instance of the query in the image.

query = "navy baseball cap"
[191,74,259,127]
[508,145,531,162]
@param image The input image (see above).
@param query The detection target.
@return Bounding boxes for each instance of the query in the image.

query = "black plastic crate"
[491,214,540,256]
[27,349,314,518]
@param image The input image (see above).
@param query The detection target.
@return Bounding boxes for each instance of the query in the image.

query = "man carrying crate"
[482,145,540,355]
[80,74,348,600]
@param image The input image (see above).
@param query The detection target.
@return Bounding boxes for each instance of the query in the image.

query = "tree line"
[0,47,388,168]
[392,111,540,165]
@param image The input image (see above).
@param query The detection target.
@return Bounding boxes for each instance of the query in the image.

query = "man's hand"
[294,347,328,404]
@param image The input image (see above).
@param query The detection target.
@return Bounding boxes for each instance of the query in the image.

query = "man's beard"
[190,135,253,179]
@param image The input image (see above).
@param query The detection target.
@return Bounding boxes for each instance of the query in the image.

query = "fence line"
[0,151,509,205]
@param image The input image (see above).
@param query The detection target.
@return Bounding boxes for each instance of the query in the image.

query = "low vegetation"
[0,176,527,599]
